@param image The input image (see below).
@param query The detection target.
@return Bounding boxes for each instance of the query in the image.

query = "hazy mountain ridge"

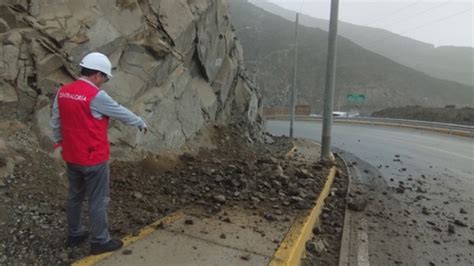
[229,0,474,114]
[249,0,474,87]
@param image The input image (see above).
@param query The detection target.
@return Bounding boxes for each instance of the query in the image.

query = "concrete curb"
[336,154,353,266]
[269,166,337,266]
[72,212,183,266]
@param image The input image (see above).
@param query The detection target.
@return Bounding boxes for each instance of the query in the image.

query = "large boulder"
[196,2,228,83]
[234,77,260,123]
[194,77,218,121]
[154,0,196,55]
[0,138,14,187]
[33,96,54,151]
[0,79,18,104]
[0,31,21,81]
[212,55,236,104]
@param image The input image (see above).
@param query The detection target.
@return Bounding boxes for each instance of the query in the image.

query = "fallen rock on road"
[347,195,368,212]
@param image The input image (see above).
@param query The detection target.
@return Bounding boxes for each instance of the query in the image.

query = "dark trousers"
[66,161,111,244]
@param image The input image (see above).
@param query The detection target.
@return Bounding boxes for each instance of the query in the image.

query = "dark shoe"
[90,239,123,255]
[66,231,89,248]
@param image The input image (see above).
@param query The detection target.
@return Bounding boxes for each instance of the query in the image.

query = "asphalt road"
[266,120,474,265]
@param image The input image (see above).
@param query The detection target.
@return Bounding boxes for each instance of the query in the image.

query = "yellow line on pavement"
[269,166,337,266]
[72,212,183,266]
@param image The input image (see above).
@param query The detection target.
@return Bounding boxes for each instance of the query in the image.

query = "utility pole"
[289,13,299,138]
[321,0,340,160]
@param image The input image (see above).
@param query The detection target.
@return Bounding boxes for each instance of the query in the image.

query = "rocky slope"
[0,0,263,159]
[0,1,268,262]
[229,1,474,114]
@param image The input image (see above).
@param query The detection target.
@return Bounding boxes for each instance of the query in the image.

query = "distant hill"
[229,1,474,114]
[249,0,474,87]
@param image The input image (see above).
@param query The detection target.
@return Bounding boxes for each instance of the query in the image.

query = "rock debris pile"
[0,127,329,264]
[303,166,349,266]
[109,127,328,234]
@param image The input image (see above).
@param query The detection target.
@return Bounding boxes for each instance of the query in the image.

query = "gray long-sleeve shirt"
[50,78,146,143]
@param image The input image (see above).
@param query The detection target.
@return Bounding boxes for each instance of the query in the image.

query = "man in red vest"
[50,52,147,255]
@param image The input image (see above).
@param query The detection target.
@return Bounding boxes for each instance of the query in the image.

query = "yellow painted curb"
[269,166,337,266]
[72,212,183,266]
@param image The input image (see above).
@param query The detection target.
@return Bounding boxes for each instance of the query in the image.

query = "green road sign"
[346,93,366,103]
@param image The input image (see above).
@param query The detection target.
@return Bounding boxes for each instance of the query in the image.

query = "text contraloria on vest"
[59,92,87,102]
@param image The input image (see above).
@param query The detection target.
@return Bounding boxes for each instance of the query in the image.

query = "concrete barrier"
[265,115,474,138]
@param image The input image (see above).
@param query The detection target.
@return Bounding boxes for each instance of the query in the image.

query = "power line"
[365,7,474,46]
[397,7,473,35]
[374,0,453,29]
[298,0,305,14]
[357,0,460,46]
[363,1,421,27]
[300,4,473,64]
[350,1,454,47]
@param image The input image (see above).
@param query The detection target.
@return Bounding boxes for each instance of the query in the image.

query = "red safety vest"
[58,79,109,165]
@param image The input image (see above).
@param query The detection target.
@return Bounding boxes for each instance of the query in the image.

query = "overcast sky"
[264,0,473,47]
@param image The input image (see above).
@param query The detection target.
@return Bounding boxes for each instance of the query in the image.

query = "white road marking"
[357,218,370,266]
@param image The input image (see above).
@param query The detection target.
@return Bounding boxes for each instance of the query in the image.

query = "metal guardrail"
[265,115,474,138]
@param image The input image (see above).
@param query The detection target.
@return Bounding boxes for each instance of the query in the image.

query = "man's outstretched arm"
[50,92,62,143]
[90,91,147,132]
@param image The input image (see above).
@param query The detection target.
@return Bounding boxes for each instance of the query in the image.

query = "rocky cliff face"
[0,0,263,157]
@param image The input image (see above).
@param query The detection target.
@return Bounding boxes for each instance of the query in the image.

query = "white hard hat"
[79,52,113,78]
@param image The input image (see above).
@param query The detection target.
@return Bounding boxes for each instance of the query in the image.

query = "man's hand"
[53,142,62,150]
[135,125,147,147]
[51,142,63,161]
[138,122,148,135]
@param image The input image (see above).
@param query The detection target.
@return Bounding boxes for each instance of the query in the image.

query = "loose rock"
[347,196,368,212]
[306,239,326,255]
[453,219,467,227]
[448,224,455,234]
[133,192,143,199]
[213,194,226,204]
[122,249,133,255]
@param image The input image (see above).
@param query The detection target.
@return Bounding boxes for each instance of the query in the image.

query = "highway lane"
[266,120,473,183]
[266,120,474,265]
